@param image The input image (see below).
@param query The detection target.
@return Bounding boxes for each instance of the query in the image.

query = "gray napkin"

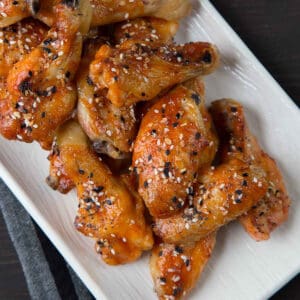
[0,179,93,300]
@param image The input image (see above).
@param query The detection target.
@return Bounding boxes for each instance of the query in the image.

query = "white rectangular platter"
[1,1,300,299]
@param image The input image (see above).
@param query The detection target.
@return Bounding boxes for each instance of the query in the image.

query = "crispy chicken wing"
[89,42,219,107]
[0,0,92,149]
[154,158,268,244]
[0,0,39,28]
[150,233,216,300]
[77,37,137,159]
[47,120,154,265]
[133,78,218,218]
[210,99,290,241]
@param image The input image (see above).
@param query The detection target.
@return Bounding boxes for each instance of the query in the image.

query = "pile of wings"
[0,1,290,299]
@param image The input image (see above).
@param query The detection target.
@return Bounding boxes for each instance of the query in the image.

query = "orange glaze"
[210,99,290,241]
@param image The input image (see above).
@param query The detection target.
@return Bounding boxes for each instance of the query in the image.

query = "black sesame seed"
[105,199,112,205]
[50,86,57,94]
[43,38,53,45]
[202,51,212,63]
[65,71,71,78]
[141,92,146,97]
[231,107,237,112]
[78,169,85,175]
[18,80,32,95]
[148,154,152,161]
[235,189,243,195]
[195,132,201,140]
[42,47,51,53]
[163,167,170,178]
[158,250,163,256]
[52,54,58,60]
[176,113,181,119]
[28,71,33,77]
[234,198,242,204]
[165,149,170,156]
[175,245,183,253]
[160,277,167,283]
[86,76,94,86]
[114,76,118,81]
[12,0,19,5]
[93,186,104,193]
[125,33,131,38]
[173,287,182,296]
[242,173,249,177]
[259,211,264,216]
[151,129,157,136]
[191,93,201,105]
[171,196,178,203]
[172,122,179,128]
[165,162,171,168]
[185,259,190,267]
[41,112,46,118]
[144,181,149,188]
[242,180,247,187]
[84,198,92,203]
[192,151,198,156]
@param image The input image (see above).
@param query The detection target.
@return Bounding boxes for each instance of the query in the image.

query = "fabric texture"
[0,179,94,300]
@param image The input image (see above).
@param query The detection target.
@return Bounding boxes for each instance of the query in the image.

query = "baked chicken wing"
[150,233,216,300]
[77,37,137,159]
[0,0,39,28]
[210,99,290,241]
[0,0,92,149]
[89,41,219,107]
[133,78,218,218]
[47,120,153,265]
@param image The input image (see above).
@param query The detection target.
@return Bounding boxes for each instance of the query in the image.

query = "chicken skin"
[0,0,92,149]
[47,120,154,265]
[89,41,219,107]
[133,78,218,218]
[0,0,39,28]
[210,99,290,241]
[0,18,48,78]
[77,37,137,159]
[113,17,178,46]
[150,234,216,300]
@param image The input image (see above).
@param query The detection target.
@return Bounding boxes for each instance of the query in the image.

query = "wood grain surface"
[0,1,299,299]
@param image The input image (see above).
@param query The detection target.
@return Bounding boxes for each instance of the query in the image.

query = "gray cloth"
[0,179,93,300]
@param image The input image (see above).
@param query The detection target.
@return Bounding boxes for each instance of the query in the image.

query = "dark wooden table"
[0,1,299,299]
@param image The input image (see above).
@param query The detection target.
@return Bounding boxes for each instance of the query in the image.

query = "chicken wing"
[47,120,154,265]
[150,233,216,300]
[0,0,39,28]
[0,0,92,149]
[133,78,218,218]
[210,99,290,241]
[89,42,219,107]
[77,37,137,159]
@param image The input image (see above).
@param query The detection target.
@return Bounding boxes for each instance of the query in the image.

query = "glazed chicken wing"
[0,0,92,149]
[77,37,137,159]
[150,233,216,300]
[89,42,219,107]
[0,0,39,28]
[133,78,218,218]
[154,158,268,245]
[47,120,153,265]
[210,99,290,241]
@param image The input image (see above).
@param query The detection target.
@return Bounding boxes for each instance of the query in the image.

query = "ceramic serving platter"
[1,1,300,299]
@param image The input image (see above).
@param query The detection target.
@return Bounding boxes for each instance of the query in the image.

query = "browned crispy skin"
[113,17,178,46]
[47,120,153,265]
[0,18,48,78]
[155,158,268,244]
[0,0,92,149]
[77,37,137,159]
[133,78,218,218]
[89,42,219,107]
[150,233,216,300]
[210,99,290,241]
[0,0,39,28]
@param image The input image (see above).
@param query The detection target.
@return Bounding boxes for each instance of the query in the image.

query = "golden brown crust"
[77,37,137,159]
[48,120,153,265]
[150,233,216,300]
[133,78,218,218]
[0,1,91,149]
[89,42,219,107]
[210,99,290,241]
